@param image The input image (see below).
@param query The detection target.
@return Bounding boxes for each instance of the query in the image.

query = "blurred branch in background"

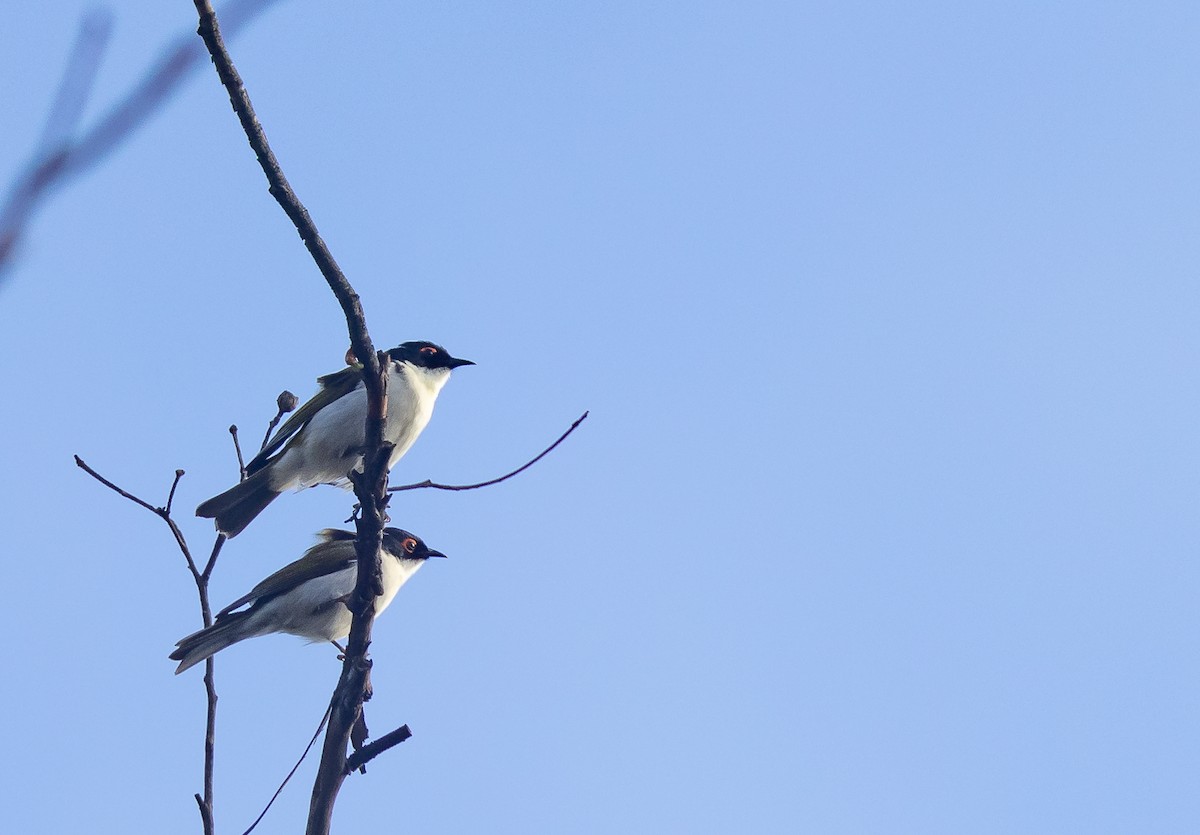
[0,0,280,278]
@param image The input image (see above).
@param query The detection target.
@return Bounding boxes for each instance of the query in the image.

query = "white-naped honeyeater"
[196,341,473,538]
[170,527,445,673]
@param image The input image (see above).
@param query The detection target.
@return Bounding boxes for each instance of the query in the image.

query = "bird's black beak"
[428,549,448,559]
[448,357,475,369]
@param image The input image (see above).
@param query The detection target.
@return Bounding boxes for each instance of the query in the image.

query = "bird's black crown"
[387,341,474,370]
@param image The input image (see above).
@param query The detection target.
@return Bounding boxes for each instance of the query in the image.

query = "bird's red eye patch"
[419,346,438,355]
[402,537,418,553]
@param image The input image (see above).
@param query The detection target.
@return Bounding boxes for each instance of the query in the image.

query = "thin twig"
[259,419,277,452]
[242,704,334,835]
[73,455,159,515]
[166,468,185,515]
[196,537,225,829]
[230,425,246,477]
[344,725,413,775]
[390,411,589,493]
[201,530,226,583]
[261,390,298,451]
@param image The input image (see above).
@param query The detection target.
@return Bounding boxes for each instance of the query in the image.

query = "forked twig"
[73,455,221,835]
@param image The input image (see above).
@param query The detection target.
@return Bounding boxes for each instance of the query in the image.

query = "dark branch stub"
[344,724,413,775]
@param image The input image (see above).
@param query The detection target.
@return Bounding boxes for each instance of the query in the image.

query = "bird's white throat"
[395,361,453,397]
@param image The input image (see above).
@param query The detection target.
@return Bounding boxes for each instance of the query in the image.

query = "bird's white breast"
[385,363,452,467]
[274,361,452,489]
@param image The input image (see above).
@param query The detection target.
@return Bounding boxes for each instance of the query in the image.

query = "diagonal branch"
[190,0,379,385]
[73,454,161,516]
[189,3,392,833]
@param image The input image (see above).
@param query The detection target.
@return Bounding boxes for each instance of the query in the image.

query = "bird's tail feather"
[170,612,257,674]
[195,469,280,538]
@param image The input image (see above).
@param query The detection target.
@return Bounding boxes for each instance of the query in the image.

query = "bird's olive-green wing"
[245,364,364,474]
[215,537,356,618]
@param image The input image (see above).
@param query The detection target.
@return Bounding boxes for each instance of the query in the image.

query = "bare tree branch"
[187,3,590,830]
[189,0,379,382]
[390,411,589,494]
[188,3,395,831]
[0,0,282,276]
[73,456,221,835]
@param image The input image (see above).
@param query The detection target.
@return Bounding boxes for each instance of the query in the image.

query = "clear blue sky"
[2,2,1197,832]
